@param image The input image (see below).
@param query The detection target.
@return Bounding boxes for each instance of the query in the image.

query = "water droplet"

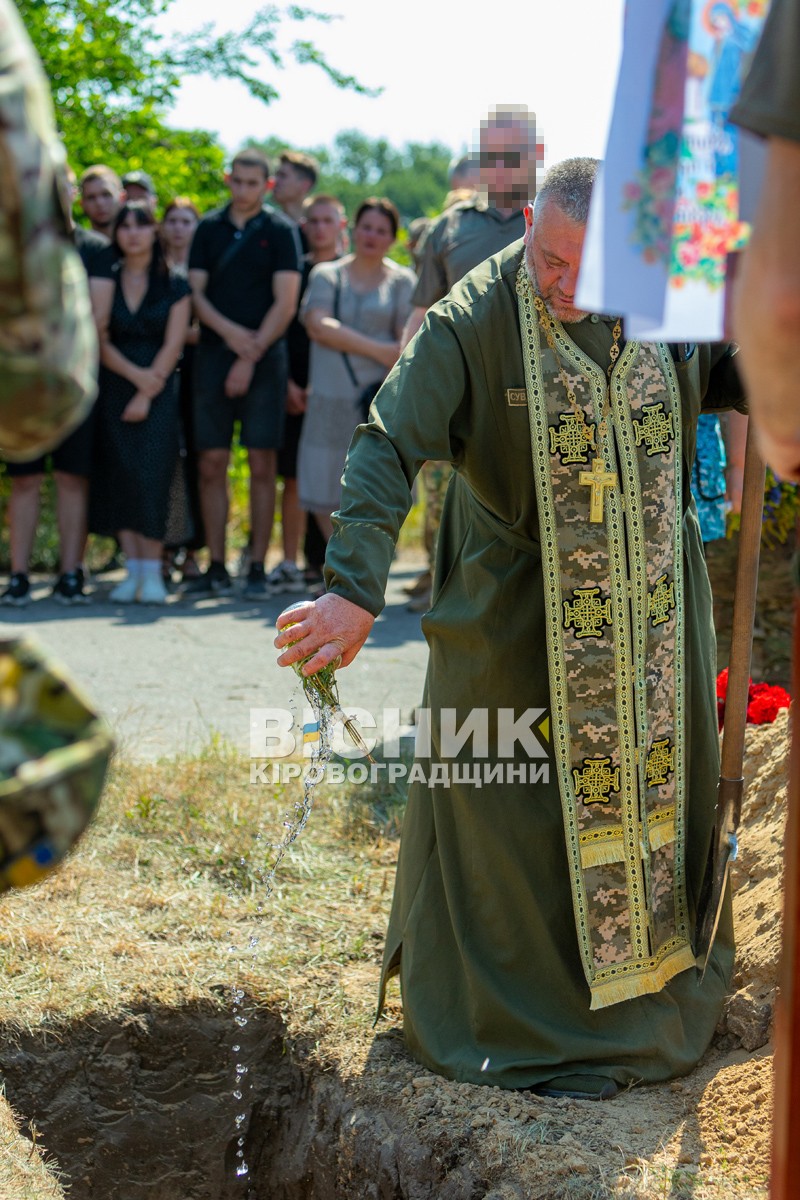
[225,682,335,1187]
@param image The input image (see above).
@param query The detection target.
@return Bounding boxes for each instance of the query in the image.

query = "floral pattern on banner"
[622,0,768,295]
[670,176,749,287]
[717,667,791,729]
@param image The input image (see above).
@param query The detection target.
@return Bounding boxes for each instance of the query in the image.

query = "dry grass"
[0,741,395,1044]
[0,1091,65,1200]
[0,742,771,1200]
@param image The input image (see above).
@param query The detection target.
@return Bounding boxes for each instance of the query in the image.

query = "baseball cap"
[122,169,156,194]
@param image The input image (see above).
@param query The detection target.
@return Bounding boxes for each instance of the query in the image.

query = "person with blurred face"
[186,151,302,599]
[401,107,541,350]
[296,198,415,547]
[275,158,747,1098]
[79,165,124,238]
[400,107,542,609]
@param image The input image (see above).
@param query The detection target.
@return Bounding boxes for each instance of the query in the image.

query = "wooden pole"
[720,424,766,786]
[696,420,765,966]
[770,586,800,1199]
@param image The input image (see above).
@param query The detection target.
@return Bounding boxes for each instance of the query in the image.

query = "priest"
[275,157,746,1099]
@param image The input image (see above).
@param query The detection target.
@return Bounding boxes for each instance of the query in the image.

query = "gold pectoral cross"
[579,457,618,523]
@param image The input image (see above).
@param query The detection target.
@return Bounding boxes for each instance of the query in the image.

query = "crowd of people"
[0,103,735,613]
[0,143,426,607]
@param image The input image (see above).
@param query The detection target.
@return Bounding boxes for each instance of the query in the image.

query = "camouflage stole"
[516,268,693,1010]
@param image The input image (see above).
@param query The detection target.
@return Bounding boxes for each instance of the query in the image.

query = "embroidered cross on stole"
[516,269,691,1011]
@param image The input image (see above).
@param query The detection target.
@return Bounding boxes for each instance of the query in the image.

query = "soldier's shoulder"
[431,240,525,332]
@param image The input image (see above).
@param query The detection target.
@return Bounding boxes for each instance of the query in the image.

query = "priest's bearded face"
[524,199,589,324]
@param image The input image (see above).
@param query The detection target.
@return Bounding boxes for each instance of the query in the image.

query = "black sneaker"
[242,563,268,600]
[1,573,31,607]
[93,550,123,576]
[181,561,232,597]
[53,570,90,606]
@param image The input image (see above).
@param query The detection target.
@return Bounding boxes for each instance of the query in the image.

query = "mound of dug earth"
[0,713,789,1200]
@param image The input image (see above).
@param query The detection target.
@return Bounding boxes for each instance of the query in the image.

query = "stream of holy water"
[226,668,337,1187]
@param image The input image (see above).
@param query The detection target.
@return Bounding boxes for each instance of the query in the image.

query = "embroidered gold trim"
[657,344,689,939]
[517,266,598,986]
[549,411,596,464]
[590,942,696,1010]
[563,587,612,639]
[633,402,676,456]
[648,807,676,851]
[648,573,676,628]
[516,264,692,1007]
[646,739,675,787]
[579,828,625,869]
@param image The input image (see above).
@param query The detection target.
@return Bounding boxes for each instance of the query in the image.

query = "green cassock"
[324,239,745,1092]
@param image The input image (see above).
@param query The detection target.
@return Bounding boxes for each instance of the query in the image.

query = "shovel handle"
[720,418,766,781]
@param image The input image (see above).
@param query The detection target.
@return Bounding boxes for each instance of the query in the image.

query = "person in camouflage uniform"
[0,0,97,464]
[0,0,110,888]
[402,108,539,611]
[277,159,746,1097]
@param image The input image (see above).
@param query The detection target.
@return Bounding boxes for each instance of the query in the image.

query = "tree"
[18,0,377,211]
[246,131,455,223]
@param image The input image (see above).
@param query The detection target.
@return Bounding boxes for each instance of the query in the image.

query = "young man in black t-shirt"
[186,150,301,597]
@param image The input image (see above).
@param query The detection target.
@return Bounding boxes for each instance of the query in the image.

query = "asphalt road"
[0,559,430,761]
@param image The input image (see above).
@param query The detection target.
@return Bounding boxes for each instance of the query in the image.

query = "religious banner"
[577,0,771,341]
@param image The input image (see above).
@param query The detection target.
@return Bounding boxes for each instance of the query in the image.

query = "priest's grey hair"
[533,157,599,224]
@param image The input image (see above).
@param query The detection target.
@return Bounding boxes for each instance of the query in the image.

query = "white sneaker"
[138,574,168,605]
[109,575,139,604]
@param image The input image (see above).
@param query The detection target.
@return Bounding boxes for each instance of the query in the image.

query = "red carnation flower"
[716,668,729,701]
[747,693,781,724]
[717,671,790,728]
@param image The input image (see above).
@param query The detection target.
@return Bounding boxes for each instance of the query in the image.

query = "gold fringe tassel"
[579,830,626,869]
[589,942,696,1011]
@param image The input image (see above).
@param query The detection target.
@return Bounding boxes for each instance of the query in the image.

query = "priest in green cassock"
[276,157,746,1099]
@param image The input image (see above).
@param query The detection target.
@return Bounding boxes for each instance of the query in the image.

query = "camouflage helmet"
[0,638,114,891]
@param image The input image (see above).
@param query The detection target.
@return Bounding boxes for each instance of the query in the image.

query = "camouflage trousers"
[422,460,453,572]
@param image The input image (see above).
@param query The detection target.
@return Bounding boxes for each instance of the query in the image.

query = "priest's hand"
[274,593,374,676]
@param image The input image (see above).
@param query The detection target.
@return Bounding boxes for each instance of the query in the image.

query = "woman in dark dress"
[89,202,191,604]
